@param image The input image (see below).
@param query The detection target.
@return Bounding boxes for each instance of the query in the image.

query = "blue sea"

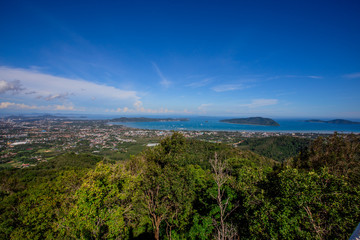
[109,117,360,133]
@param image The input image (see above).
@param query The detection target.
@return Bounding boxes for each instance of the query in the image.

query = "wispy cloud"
[152,62,171,88]
[197,103,212,114]
[37,92,72,101]
[276,91,296,97]
[240,99,278,108]
[186,78,212,88]
[108,100,194,115]
[212,84,246,92]
[25,91,37,95]
[343,72,360,79]
[198,103,212,110]
[267,75,323,80]
[307,75,323,79]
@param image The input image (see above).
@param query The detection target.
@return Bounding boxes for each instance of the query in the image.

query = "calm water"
[109,117,360,133]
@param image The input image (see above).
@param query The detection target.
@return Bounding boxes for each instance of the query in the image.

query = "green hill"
[220,117,280,126]
[305,119,360,124]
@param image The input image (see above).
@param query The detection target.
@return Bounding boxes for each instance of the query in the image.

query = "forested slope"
[0,133,359,239]
[237,135,311,162]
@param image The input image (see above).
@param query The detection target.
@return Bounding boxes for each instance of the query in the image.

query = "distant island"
[305,119,360,125]
[109,117,189,122]
[220,117,280,126]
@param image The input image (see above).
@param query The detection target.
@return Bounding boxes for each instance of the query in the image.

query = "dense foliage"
[0,133,359,239]
[238,136,311,162]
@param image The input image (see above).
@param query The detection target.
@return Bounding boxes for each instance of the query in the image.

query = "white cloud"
[0,66,140,110]
[54,105,75,111]
[241,99,278,108]
[109,101,175,114]
[0,101,77,111]
[0,102,39,110]
[152,62,171,88]
[133,100,143,109]
[343,72,360,79]
[212,84,245,92]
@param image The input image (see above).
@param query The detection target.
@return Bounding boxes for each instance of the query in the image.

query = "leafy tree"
[293,133,360,184]
[0,153,95,239]
[227,157,272,238]
[251,167,360,239]
[59,162,138,239]
[131,134,199,240]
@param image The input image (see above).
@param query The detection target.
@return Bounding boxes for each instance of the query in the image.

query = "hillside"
[237,136,311,162]
[0,133,359,240]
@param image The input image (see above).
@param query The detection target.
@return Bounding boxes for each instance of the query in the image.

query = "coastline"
[109,122,359,135]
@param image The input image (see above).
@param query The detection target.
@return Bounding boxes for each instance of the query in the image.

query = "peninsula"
[109,117,189,122]
[220,117,280,126]
[305,119,360,124]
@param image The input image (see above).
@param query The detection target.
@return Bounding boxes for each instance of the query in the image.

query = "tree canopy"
[0,133,359,239]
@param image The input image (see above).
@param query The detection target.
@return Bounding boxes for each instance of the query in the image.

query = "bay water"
[110,117,360,133]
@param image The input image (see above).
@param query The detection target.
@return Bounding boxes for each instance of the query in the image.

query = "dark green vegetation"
[109,117,189,122]
[220,117,280,126]
[305,119,360,124]
[237,136,311,162]
[1,133,359,239]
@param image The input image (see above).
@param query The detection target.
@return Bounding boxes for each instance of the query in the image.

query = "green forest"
[1,133,359,239]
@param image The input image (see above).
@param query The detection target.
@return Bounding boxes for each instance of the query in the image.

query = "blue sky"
[0,0,360,118]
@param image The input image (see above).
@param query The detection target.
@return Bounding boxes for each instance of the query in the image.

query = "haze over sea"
[107,116,360,133]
